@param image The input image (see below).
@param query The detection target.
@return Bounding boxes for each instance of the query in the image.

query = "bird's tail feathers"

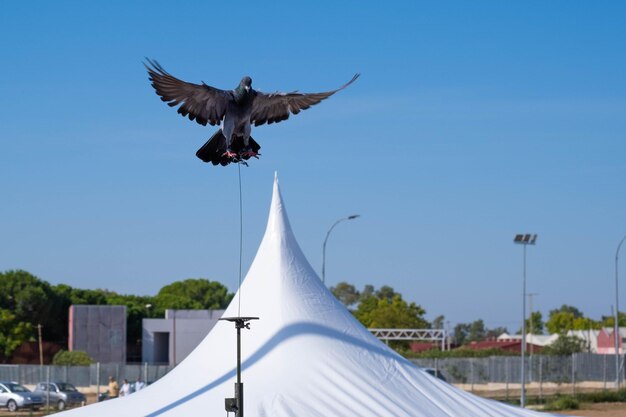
[196,131,261,166]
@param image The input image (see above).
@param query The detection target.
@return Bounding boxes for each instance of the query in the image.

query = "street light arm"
[617,234,626,261]
[322,215,360,284]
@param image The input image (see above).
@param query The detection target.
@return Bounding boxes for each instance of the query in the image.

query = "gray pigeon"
[145,59,359,166]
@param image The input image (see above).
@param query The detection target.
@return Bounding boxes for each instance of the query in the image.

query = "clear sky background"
[1,1,625,332]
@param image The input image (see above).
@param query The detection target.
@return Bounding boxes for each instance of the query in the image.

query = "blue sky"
[1,1,625,332]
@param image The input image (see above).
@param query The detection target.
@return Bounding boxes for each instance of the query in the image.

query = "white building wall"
[142,309,225,364]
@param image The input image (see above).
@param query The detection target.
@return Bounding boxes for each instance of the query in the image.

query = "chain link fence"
[0,363,173,390]
[410,353,621,397]
[0,354,621,397]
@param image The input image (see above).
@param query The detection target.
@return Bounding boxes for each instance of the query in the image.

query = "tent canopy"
[62,175,564,417]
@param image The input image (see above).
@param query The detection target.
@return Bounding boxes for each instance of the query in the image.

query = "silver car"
[0,381,44,412]
[34,381,86,410]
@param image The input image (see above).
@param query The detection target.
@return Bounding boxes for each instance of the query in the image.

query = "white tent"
[62,176,565,417]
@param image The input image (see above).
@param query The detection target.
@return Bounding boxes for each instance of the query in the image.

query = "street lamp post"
[615,234,626,388]
[322,215,360,284]
[513,233,538,408]
[527,292,538,381]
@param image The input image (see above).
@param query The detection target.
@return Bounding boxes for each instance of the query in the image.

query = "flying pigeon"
[145,59,359,166]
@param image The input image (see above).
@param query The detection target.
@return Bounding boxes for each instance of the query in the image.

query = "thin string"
[237,162,243,317]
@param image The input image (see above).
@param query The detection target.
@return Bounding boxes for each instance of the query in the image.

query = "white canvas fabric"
[61,175,567,417]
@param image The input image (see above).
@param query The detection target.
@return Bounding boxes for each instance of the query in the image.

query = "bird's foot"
[222,149,238,158]
[242,150,259,158]
[240,147,259,158]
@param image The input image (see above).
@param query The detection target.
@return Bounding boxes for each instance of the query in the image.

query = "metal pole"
[521,243,527,407]
[37,324,44,367]
[616,234,626,389]
[46,365,50,412]
[173,310,177,366]
[571,353,576,396]
[221,317,258,417]
[322,215,360,284]
[514,234,537,406]
[236,322,243,417]
[505,357,509,401]
[539,356,543,402]
[96,362,100,401]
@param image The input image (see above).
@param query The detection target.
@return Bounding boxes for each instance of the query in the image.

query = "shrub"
[543,395,579,411]
[578,389,626,403]
[52,350,93,366]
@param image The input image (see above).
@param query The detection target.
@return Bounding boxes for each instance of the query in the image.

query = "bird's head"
[240,76,252,92]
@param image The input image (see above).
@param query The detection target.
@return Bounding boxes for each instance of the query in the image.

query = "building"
[497,332,558,347]
[68,305,127,363]
[464,339,544,353]
[597,328,626,354]
[497,328,626,354]
[142,309,224,365]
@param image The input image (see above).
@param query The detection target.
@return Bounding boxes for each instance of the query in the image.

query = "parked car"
[33,381,86,410]
[0,381,44,412]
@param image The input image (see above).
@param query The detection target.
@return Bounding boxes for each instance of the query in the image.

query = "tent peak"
[265,173,292,236]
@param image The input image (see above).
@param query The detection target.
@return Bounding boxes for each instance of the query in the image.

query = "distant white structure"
[498,328,626,354]
[142,309,224,365]
[497,332,558,347]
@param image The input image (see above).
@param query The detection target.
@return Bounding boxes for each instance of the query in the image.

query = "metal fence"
[0,354,621,394]
[0,363,173,389]
[410,353,621,392]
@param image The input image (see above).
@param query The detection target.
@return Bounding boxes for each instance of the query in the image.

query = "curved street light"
[322,215,360,284]
[615,234,626,388]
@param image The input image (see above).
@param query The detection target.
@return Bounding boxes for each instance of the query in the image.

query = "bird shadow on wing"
[143,321,407,417]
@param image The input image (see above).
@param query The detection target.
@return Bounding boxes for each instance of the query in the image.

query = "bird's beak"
[245,86,250,92]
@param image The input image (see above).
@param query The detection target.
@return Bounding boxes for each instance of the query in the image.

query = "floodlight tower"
[513,233,537,408]
[220,316,259,417]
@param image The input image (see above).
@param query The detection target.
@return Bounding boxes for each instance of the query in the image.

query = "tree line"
[1,270,618,362]
[0,270,233,362]
[330,281,623,356]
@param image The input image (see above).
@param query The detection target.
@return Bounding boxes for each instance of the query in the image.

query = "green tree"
[467,319,487,343]
[0,309,34,359]
[0,270,66,348]
[154,279,233,313]
[543,335,590,355]
[432,315,445,330]
[546,305,598,334]
[525,311,544,334]
[546,311,576,334]
[572,316,601,331]
[375,285,397,302]
[551,305,584,319]
[354,292,428,329]
[453,323,470,346]
[52,350,93,365]
[360,285,375,300]
[602,312,626,328]
[485,326,508,340]
[330,282,360,307]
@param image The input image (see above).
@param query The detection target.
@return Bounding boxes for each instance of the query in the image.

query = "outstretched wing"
[145,59,232,126]
[249,74,359,126]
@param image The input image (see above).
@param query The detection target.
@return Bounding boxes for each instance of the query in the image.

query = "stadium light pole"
[615,234,626,388]
[513,233,537,408]
[322,215,360,285]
